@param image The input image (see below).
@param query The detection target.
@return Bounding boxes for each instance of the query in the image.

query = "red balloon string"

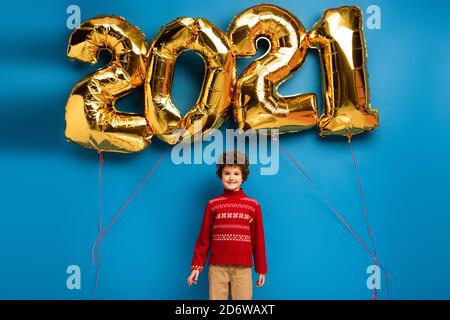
[274,137,391,299]
[277,140,375,258]
[91,146,172,299]
[348,140,391,300]
[92,151,103,299]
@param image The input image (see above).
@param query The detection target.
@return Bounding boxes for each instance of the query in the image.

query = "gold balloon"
[65,16,152,153]
[145,18,235,145]
[227,4,318,133]
[308,6,379,137]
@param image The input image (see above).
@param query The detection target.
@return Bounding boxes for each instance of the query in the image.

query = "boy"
[187,150,267,300]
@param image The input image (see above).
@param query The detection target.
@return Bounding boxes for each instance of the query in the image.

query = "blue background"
[0,0,449,299]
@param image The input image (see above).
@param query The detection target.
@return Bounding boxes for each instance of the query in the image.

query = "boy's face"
[221,166,243,191]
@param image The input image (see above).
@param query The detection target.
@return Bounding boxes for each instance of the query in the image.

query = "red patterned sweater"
[191,188,267,274]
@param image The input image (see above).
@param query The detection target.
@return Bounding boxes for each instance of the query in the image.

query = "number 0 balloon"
[145,18,235,145]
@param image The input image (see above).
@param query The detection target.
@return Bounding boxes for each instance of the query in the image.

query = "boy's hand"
[256,274,265,287]
[187,270,200,286]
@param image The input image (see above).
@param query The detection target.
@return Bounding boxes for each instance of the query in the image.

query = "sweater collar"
[222,188,245,198]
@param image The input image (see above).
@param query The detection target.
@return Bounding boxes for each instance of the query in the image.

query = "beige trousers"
[208,264,252,300]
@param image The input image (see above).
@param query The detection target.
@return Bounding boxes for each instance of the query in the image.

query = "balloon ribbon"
[91,146,172,299]
[275,136,391,299]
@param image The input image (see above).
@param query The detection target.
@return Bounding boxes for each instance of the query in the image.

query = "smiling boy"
[187,150,267,300]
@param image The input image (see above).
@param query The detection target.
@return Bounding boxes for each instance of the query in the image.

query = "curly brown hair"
[216,150,250,182]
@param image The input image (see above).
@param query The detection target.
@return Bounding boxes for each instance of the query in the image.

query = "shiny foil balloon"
[65,16,152,153]
[308,6,379,137]
[145,18,235,145]
[227,4,318,133]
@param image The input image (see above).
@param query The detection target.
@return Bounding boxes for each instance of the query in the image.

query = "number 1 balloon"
[308,6,379,137]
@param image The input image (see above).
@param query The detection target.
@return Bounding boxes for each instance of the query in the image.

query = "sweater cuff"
[192,265,204,272]
[256,268,267,275]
